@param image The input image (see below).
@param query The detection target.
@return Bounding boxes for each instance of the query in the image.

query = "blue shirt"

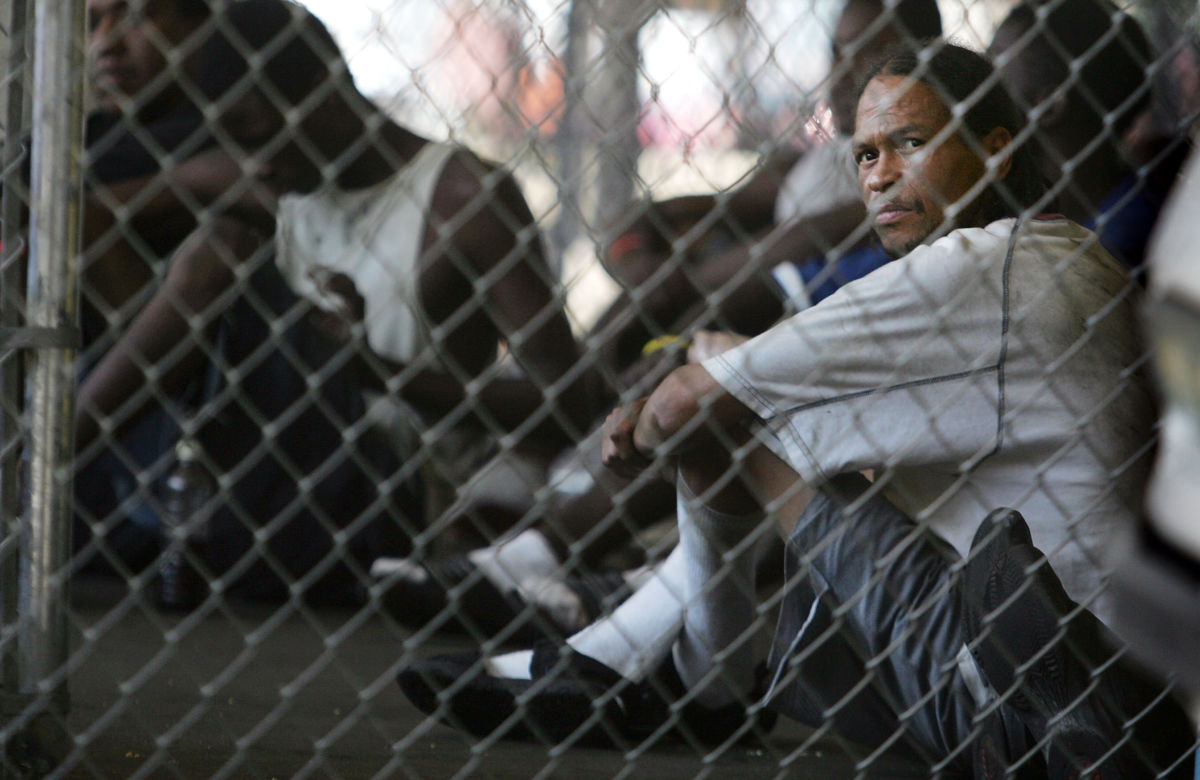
[1085,174,1166,273]
[796,244,895,305]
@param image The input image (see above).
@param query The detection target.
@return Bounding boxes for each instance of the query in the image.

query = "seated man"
[74,0,295,578]
[989,0,1179,273]
[399,44,1195,776]
[75,0,598,600]
[1111,147,1200,774]
[76,0,600,602]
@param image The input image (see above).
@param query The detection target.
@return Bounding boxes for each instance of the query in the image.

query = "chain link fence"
[1,0,1198,775]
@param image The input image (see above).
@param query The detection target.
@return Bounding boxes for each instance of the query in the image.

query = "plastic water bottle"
[157,438,213,612]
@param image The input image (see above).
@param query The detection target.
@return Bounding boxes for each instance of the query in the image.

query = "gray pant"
[763,473,996,770]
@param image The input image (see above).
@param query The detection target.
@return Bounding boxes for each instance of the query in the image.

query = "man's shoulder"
[926,216,1100,260]
[967,216,1131,292]
[431,145,526,227]
[889,217,1092,293]
[1009,215,1120,266]
[434,145,506,196]
[902,219,1019,271]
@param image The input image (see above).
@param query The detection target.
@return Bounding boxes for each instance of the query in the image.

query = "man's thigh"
[764,473,980,767]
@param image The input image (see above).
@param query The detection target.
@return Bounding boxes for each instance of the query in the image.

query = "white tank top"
[275,142,456,365]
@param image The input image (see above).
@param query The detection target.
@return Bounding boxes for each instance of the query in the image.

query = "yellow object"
[641,334,691,356]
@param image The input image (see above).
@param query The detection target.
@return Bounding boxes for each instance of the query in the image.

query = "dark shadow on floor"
[53,575,937,778]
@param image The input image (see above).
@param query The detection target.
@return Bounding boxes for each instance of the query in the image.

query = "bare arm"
[75,217,264,451]
[672,198,870,331]
[602,148,804,288]
[590,198,869,373]
[87,147,275,248]
[601,362,752,475]
[619,147,804,245]
[81,147,276,328]
[391,155,600,451]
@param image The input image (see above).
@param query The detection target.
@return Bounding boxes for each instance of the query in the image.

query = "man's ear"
[982,126,1014,181]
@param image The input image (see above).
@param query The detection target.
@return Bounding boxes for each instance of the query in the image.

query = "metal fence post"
[2,0,85,771]
[0,0,32,772]
[0,0,29,720]
[549,0,589,258]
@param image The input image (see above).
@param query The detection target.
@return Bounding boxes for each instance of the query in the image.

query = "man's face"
[988,22,1043,110]
[853,75,1001,256]
[87,0,195,116]
[988,24,1070,184]
[829,2,906,136]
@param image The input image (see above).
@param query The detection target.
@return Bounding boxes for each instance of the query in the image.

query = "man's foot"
[374,554,630,642]
[396,652,534,739]
[375,554,531,639]
[525,643,777,748]
[964,509,1194,778]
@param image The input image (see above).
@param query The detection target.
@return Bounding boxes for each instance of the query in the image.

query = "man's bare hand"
[601,398,654,478]
[306,269,366,345]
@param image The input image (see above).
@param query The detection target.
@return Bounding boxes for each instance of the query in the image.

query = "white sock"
[511,562,664,637]
[671,478,763,709]
[566,544,688,682]
[485,547,688,682]
[484,553,686,681]
[480,552,681,672]
[486,649,533,679]
[468,528,560,592]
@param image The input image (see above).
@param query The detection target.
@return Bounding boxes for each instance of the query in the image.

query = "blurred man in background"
[989,0,1176,272]
[114,0,599,600]
[593,0,943,368]
[76,0,409,603]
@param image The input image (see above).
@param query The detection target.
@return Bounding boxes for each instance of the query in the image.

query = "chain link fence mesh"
[0,0,1198,775]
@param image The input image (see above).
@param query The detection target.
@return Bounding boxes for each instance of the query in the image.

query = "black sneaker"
[396,652,534,740]
[525,641,777,748]
[963,509,1194,779]
[376,554,533,639]
[376,554,630,643]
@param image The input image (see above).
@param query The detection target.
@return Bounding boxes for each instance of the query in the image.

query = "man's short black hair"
[995,0,1151,135]
[857,43,1047,219]
[199,0,346,108]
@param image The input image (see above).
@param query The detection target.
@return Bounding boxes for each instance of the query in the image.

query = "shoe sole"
[397,653,533,740]
[527,645,776,748]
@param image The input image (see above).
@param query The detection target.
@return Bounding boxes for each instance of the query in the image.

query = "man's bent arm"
[603,199,870,361]
[75,217,261,451]
[88,148,275,246]
[633,363,752,458]
[439,159,602,448]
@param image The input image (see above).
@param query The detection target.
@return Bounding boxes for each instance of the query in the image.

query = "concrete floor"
[31,575,941,779]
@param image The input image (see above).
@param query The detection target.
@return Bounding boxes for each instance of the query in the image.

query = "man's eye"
[901,137,925,151]
[855,150,877,164]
